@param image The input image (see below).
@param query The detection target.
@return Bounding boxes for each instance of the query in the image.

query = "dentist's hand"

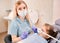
[32,26,38,33]
[20,32,29,40]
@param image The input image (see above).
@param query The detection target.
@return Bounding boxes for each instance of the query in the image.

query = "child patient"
[39,23,56,39]
[38,23,59,43]
[32,23,58,43]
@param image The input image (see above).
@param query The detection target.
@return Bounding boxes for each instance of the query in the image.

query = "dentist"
[8,0,37,43]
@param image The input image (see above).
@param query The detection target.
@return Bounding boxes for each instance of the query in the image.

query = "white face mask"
[18,10,28,18]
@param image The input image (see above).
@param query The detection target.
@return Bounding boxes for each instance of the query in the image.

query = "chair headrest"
[55,19,60,26]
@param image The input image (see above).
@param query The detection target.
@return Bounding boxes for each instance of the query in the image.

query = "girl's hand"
[32,26,38,33]
[20,32,29,40]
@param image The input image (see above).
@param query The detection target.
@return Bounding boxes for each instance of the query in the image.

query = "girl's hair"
[14,0,28,16]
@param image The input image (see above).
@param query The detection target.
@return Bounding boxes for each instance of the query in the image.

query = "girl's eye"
[23,7,26,9]
[19,8,21,10]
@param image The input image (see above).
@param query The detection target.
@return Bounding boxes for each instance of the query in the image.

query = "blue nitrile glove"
[32,26,38,33]
[20,32,29,40]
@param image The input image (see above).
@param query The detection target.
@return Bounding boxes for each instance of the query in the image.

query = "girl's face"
[17,3,27,11]
[17,3,28,18]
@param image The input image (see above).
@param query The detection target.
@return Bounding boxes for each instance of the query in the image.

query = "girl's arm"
[12,35,21,43]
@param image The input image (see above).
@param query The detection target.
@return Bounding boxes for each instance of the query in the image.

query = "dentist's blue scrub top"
[8,17,32,37]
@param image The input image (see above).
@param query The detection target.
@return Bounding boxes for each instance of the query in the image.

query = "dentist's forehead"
[17,3,26,8]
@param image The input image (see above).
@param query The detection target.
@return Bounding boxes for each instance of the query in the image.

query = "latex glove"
[20,32,29,40]
[32,26,38,33]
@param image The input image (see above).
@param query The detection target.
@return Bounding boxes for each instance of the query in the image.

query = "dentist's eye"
[19,8,21,10]
[23,7,26,9]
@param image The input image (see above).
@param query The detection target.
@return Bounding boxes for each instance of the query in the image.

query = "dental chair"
[53,19,60,32]
[4,34,12,43]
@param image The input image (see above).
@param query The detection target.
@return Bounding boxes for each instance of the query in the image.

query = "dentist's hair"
[14,0,28,16]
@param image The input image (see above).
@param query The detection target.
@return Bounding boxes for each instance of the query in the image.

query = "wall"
[0,0,10,33]
[22,0,60,25]
[24,0,53,25]
[53,0,60,24]
[9,0,16,10]
[39,0,53,25]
